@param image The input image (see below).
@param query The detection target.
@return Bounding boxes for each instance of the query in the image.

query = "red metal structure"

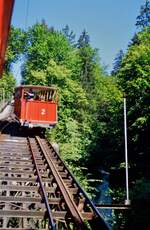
[14,85,58,128]
[0,0,15,77]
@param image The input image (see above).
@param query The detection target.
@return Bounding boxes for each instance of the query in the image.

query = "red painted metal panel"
[24,101,57,124]
[0,0,15,77]
[14,99,57,127]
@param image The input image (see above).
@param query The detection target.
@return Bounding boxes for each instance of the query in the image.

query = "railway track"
[0,122,109,229]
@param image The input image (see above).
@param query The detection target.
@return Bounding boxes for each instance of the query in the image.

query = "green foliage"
[87,75,123,170]
[77,45,100,91]
[24,23,73,70]
[117,27,150,156]
[0,26,24,98]
[114,23,150,229]
[0,72,16,99]
[0,26,25,101]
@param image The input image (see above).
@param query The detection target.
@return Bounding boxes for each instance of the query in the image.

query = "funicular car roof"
[15,85,57,91]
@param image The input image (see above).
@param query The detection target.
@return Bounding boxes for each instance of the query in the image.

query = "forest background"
[0,1,150,229]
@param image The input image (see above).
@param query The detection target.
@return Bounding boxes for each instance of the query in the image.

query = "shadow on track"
[0,121,45,138]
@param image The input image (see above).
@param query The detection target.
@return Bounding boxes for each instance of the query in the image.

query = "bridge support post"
[123,97,131,205]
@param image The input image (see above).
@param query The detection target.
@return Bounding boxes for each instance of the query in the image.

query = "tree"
[77,29,90,48]
[136,0,150,29]
[62,25,76,45]
[77,46,99,90]
[90,82,122,167]
[112,49,124,75]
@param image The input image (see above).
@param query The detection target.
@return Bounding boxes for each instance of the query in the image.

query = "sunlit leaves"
[0,72,16,98]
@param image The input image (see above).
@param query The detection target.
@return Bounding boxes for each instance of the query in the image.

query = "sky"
[11,0,146,74]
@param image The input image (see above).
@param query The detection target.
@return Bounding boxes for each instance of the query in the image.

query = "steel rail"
[28,137,56,230]
[43,137,110,230]
[36,136,89,230]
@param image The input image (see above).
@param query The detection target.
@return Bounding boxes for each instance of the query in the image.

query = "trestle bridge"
[0,120,109,229]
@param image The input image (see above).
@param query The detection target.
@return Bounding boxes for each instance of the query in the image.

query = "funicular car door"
[14,87,22,118]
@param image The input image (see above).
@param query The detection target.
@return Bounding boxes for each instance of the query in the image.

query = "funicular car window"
[23,89,35,100]
[49,90,54,101]
[20,87,57,102]
[37,89,55,101]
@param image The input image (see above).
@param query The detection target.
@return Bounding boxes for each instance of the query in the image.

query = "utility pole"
[123,96,131,205]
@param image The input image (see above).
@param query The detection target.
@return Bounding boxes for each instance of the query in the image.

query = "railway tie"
[0,133,109,229]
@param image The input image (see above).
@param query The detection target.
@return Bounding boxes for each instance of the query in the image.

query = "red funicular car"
[14,85,58,128]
